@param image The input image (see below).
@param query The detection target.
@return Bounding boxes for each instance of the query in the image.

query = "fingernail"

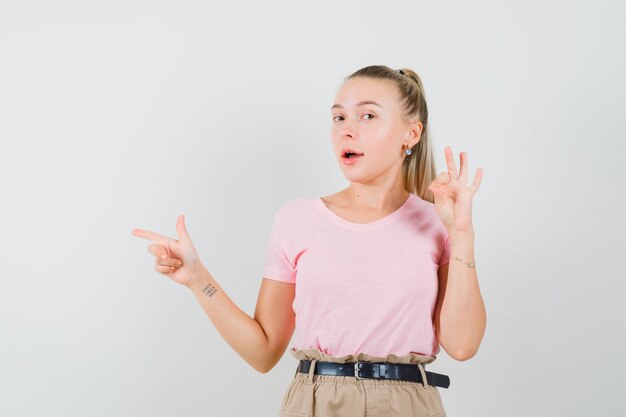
[161,254,167,259]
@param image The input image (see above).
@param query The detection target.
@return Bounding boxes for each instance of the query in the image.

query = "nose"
[340,116,357,139]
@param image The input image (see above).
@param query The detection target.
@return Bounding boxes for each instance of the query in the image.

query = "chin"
[342,172,371,183]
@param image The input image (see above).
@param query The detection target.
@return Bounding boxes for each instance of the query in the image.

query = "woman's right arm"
[133,215,295,373]
[187,266,296,373]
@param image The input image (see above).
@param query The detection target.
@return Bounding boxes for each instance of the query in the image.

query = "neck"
[344,186,410,211]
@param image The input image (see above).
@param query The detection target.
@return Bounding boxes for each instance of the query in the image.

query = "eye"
[332,115,344,122]
[362,113,375,120]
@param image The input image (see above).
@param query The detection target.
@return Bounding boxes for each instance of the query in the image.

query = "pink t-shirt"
[262,192,451,358]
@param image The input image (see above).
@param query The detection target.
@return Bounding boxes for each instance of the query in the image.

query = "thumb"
[429,172,450,196]
[428,183,444,200]
[428,184,436,199]
[176,214,193,243]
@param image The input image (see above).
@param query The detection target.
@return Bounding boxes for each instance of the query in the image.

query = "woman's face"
[330,76,420,185]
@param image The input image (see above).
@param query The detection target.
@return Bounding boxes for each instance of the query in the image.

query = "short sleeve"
[439,232,451,267]
[261,212,296,283]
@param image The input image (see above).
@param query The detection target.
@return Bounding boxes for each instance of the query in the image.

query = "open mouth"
[342,151,364,159]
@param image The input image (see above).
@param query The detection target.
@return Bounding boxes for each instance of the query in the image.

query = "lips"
[341,148,364,159]
[341,150,364,165]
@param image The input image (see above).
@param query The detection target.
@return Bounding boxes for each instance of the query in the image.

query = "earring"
[404,145,412,156]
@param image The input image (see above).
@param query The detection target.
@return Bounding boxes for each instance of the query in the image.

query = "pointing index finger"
[131,228,169,244]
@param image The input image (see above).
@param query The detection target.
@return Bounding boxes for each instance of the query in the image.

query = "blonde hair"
[344,65,438,204]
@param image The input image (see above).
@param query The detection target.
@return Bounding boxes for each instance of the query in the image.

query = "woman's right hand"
[131,214,204,288]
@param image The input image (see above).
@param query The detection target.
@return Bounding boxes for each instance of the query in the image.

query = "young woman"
[132,65,486,417]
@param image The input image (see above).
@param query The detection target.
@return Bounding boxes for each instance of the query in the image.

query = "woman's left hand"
[428,146,482,234]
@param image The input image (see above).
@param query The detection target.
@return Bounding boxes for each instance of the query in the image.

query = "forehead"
[332,77,400,109]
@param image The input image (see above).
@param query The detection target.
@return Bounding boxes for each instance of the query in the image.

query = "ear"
[405,121,423,147]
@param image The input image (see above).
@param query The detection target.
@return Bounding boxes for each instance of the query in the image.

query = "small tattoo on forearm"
[201,283,218,297]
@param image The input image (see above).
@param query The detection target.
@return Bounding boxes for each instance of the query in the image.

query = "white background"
[1,0,624,416]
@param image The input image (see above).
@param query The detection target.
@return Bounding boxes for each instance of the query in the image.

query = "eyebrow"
[331,100,383,110]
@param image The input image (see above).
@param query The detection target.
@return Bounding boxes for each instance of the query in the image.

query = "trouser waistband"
[297,359,450,389]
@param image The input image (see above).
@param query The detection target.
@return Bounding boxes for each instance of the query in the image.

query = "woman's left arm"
[434,228,486,361]
[429,147,486,361]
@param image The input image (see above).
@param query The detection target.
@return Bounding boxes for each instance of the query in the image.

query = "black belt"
[298,360,450,389]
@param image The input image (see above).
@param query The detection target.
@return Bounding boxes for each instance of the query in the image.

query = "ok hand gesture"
[131,215,204,287]
[428,147,482,234]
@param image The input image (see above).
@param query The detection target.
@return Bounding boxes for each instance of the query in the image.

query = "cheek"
[369,130,395,151]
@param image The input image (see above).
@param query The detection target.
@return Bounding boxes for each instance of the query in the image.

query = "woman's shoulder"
[272,196,318,218]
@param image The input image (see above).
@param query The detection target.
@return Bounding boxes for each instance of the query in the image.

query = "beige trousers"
[278,348,447,417]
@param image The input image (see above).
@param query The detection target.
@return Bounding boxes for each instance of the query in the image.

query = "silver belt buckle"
[354,362,364,379]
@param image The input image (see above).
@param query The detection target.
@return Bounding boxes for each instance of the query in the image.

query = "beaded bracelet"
[451,256,476,268]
